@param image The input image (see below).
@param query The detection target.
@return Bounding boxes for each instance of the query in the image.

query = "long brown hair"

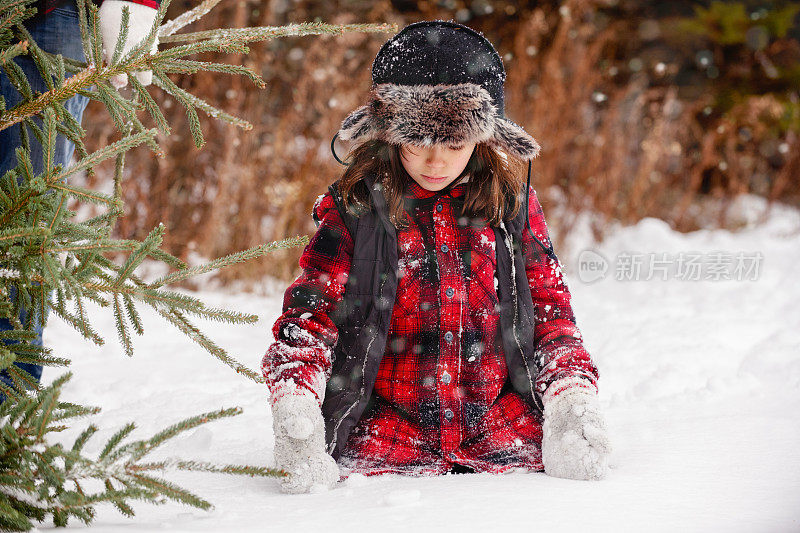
[337,140,527,228]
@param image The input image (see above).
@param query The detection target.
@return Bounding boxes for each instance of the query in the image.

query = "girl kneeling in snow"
[262,20,610,494]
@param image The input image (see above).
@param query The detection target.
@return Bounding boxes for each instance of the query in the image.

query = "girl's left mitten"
[271,394,340,494]
[542,377,611,481]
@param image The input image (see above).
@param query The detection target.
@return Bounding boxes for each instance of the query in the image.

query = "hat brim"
[339,83,540,160]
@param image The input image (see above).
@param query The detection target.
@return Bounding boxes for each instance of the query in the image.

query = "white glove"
[98,0,158,89]
[271,393,340,494]
[542,377,611,481]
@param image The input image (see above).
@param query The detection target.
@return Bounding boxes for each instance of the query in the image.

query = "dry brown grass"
[82,0,800,285]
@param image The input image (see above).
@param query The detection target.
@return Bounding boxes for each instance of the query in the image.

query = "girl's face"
[399,142,476,192]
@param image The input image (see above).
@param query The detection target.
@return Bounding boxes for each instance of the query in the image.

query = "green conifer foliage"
[0,0,394,527]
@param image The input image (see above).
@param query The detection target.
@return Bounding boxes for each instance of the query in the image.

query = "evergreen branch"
[48,294,106,345]
[158,21,398,44]
[0,3,31,39]
[81,206,125,229]
[63,281,210,318]
[74,0,93,68]
[40,49,85,73]
[15,25,54,93]
[128,74,170,134]
[13,352,70,369]
[122,294,144,335]
[113,223,165,287]
[112,294,133,357]
[55,274,254,326]
[105,480,136,517]
[14,144,33,183]
[42,107,56,172]
[54,104,89,161]
[18,372,72,431]
[110,4,130,64]
[115,0,172,68]
[152,70,204,146]
[0,344,15,371]
[184,305,257,324]
[65,424,97,471]
[0,226,49,242]
[39,192,66,255]
[50,129,156,183]
[21,116,45,157]
[151,72,251,130]
[1,51,32,99]
[87,1,103,73]
[0,328,38,343]
[4,363,39,394]
[50,181,119,206]
[54,52,65,87]
[175,460,285,477]
[129,473,211,510]
[34,381,61,441]
[50,405,100,427]
[112,142,126,201]
[140,38,249,63]
[158,0,224,38]
[153,307,263,382]
[4,382,32,417]
[142,407,240,453]
[0,64,98,131]
[0,39,27,67]
[160,59,265,89]
[40,251,62,288]
[99,422,136,460]
[96,82,130,134]
[151,235,309,288]
[0,497,32,531]
[0,130,155,227]
[45,238,182,269]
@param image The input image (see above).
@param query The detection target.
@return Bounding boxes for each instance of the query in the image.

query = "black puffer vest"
[318,174,543,460]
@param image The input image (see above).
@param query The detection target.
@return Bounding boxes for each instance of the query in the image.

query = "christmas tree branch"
[159,21,397,44]
[0,0,396,525]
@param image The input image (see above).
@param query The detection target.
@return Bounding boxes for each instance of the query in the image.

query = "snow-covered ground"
[42,195,800,532]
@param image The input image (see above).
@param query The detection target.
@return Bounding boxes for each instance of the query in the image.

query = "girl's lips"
[422,174,448,182]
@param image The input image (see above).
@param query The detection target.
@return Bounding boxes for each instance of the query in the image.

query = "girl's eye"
[450,146,464,151]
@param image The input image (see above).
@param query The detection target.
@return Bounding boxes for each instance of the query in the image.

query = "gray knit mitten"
[542,377,611,481]
[272,394,339,494]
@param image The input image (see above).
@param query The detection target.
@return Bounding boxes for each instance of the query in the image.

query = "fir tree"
[0,0,394,528]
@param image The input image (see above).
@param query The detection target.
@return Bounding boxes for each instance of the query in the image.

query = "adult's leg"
[0,1,89,395]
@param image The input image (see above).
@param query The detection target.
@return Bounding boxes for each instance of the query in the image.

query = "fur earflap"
[491,117,541,160]
[338,82,541,160]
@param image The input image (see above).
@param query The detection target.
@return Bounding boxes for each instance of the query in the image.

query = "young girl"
[262,20,610,494]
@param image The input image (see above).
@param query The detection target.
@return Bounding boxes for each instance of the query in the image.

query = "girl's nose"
[426,146,447,168]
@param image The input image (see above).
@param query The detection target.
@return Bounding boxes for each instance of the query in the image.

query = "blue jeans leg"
[0,286,47,393]
[0,2,89,396]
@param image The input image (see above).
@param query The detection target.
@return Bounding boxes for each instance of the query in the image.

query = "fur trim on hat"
[339,83,540,160]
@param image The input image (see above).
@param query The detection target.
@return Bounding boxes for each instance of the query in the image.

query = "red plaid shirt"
[263,179,599,476]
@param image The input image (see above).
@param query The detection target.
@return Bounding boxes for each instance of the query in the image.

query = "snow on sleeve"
[522,186,599,398]
[262,191,354,406]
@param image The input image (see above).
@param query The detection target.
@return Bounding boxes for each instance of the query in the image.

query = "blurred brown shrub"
[83,0,800,285]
